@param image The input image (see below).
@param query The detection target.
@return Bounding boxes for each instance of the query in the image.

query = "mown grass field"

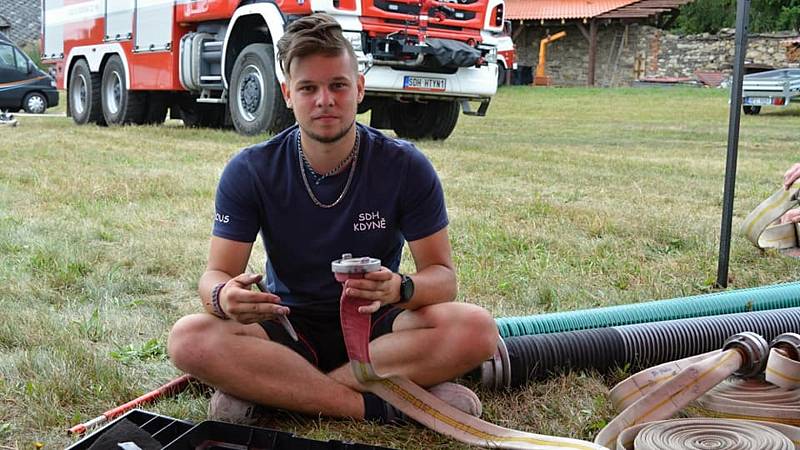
[2,86,800,449]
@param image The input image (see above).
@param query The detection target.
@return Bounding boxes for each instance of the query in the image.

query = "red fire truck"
[41,0,504,140]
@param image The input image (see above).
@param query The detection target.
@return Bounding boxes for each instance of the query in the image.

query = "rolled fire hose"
[742,183,800,256]
[615,418,800,450]
[600,332,800,449]
[333,254,606,450]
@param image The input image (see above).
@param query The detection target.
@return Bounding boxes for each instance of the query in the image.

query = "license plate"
[743,96,772,106]
[403,76,446,92]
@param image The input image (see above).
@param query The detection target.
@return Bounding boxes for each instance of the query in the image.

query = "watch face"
[401,275,414,301]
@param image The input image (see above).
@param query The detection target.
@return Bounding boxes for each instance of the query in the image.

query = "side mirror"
[27,61,34,74]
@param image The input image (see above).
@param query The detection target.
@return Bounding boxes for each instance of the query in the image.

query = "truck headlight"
[487,46,498,62]
[342,32,363,52]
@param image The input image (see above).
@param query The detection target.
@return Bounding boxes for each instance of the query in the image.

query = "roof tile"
[506,0,640,20]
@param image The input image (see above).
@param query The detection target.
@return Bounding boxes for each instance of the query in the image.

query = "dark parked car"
[0,32,58,113]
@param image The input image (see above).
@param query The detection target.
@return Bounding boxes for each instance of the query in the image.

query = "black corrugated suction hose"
[498,307,800,388]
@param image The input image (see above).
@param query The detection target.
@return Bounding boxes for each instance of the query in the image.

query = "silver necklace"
[297,129,360,209]
[300,142,356,185]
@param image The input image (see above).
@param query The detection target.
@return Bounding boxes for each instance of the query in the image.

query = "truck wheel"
[391,100,458,140]
[391,101,437,139]
[142,92,169,125]
[430,101,460,140]
[497,63,506,87]
[743,105,761,115]
[69,59,104,125]
[23,92,47,114]
[178,100,225,128]
[229,43,294,136]
[101,55,147,125]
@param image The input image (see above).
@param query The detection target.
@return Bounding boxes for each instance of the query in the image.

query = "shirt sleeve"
[212,153,261,242]
[398,147,449,241]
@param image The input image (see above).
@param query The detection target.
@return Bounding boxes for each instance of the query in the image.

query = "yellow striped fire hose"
[742,183,800,256]
[334,255,800,449]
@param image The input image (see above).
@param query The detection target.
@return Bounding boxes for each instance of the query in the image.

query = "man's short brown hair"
[276,13,358,80]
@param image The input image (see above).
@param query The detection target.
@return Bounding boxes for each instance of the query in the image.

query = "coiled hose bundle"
[483,307,800,388]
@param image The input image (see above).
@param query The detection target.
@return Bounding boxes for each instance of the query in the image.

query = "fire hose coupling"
[722,332,770,378]
[331,253,382,275]
[770,332,800,360]
[480,337,511,390]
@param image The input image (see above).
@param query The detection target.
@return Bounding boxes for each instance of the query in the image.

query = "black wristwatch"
[397,273,415,305]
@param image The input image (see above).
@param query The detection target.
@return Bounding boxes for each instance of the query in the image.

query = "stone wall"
[0,0,41,46]
[513,23,800,87]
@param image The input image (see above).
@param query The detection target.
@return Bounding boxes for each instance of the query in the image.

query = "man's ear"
[356,73,366,104]
[281,82,293,109]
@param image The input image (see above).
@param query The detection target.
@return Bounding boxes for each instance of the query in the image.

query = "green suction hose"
[496,281,800,338]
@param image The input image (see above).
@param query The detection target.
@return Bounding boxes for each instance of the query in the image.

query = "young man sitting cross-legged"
[167,13,498,424]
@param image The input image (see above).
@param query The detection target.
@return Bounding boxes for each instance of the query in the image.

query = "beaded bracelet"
[210,281,229,319]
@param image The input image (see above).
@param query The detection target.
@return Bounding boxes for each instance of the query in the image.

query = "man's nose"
[315,88,335,107]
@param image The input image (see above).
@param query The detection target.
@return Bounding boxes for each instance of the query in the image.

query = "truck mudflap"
[363,62,497,99]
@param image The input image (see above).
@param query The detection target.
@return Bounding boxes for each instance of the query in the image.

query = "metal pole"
[716,0,751,288]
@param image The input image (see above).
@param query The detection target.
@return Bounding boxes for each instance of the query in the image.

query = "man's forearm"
[404,264,457,309]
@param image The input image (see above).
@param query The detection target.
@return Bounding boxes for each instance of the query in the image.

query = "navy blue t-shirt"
[212,123,448,314]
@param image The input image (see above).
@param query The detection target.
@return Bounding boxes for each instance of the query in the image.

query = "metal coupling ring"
[722,332,770,378]
[480,337,510,390]
[770,333,800,360]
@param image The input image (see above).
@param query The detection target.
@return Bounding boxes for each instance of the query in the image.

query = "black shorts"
[259,305,403,373]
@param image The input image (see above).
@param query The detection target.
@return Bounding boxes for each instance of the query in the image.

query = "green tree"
[673,0,800,33]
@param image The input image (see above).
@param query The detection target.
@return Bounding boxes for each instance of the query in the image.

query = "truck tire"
[743,105,761,115]
[391,100,459,140]
[430,101,460,140]
[391,101,437,139]
[69,59,104,125]
[229,43,294,136]
[142,92,169,125]
[101,55,147,125]
[497,62,506,87]
[178,100,226,128]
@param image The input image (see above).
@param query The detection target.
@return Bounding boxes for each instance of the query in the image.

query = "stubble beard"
[302,119,356,144]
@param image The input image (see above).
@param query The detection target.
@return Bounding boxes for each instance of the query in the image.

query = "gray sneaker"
[385,382,483,424]
[208,390,266,425]
[428,382,483,417]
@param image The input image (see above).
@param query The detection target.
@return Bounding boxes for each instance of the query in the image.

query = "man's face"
[282,51,365,144]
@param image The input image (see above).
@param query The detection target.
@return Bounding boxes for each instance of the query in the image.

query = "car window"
[0,44,15,69]
[14,49,28,72]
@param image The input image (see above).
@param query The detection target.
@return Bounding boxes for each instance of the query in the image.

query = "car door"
[0,43,30,108]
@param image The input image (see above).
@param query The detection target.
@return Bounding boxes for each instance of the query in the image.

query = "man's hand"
[220,273,289,324]
[780,209,800,224]
[784,163,800,190]
[344,267,402,314]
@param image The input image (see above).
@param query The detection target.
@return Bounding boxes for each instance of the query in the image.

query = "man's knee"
[459,305,498,360]
[433,303,498,362]
[167,314,216,372]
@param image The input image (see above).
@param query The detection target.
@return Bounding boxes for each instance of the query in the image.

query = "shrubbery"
[673,0,800,34]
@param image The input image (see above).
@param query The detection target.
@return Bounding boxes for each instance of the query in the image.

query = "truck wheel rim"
[27,95,45,113]
[105,71,122,115]
[72,74,88,115]
[237,64,263,122]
